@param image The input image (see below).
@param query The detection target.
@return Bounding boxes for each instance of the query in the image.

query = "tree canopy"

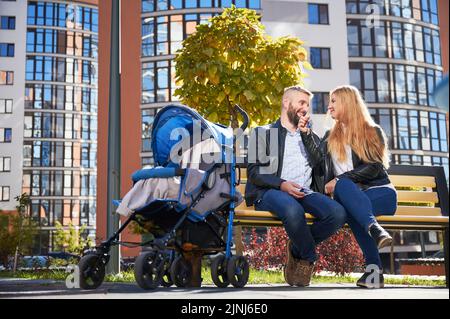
[174,6,312,127]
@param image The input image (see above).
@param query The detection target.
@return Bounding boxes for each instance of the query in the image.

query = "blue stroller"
[78,104,249,290]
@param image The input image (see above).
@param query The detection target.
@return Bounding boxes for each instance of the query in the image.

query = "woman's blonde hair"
[328,85,390,168]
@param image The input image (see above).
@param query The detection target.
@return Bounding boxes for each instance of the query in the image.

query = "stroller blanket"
[116,166,243,220]
[116,168,206,217]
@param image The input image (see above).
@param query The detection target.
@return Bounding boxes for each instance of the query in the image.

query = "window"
[0,43,15,57]
[249,0,261,9]
[142,109,157,152]
[0,16,16,30]
[346,0,439,23]
[421,0,439,25]
[142,157,154,168]
[310,48,331,69]
[347,25,359,56]
[142,60,175,103]
[350,62,442,106]
[27,2,98,32]
[142,13,224,57]
[0,99,13,113]
[0,128,12,143]
[347,20,440,62]
[0,157,11,172]
[25,56,97,85]
[308,3,329,24]
[0,186,10,202]
[388,0,412,18]
[142,0,155,12]
[311,92,329,114]
[0,71,14,85]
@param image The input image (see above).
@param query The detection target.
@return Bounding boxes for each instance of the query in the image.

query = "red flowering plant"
[243,227,364,275]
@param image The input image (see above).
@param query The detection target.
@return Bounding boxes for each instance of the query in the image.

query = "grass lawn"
[0,268,446,287]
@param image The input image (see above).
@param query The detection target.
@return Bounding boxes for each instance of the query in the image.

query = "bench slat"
[395,206,442,216]
[389,175,436,188]
[234,213,449,225]
[236,205,442,216]
[397,191,438,203]
[237,186,439,204]
[238,174,437,188]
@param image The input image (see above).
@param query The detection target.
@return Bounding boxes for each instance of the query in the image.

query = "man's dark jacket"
[244,119,324,207]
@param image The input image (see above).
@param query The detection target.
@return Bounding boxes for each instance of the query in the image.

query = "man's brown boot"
[293,260,315,287]
[283,240,296,286]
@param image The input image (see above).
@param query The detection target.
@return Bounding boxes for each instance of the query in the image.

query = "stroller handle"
[234,104,249,134]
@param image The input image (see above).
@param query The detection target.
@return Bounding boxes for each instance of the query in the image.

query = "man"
[245,86,346,286]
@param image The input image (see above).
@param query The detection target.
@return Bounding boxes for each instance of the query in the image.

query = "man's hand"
[298,113,310,133]
[280,181,305,199]
[325,178,338,195]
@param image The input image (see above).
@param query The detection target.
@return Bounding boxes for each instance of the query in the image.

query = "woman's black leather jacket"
[300,126,391,192]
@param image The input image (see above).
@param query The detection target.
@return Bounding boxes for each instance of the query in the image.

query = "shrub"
[243,227,364,275]
[53,221,93,256]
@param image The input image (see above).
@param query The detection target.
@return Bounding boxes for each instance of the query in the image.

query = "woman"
[299,85,397,288]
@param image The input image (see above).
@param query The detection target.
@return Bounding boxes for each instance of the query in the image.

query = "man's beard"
[287,104,300,127]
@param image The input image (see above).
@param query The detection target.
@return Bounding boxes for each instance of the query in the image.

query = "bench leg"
[445,228,449,288]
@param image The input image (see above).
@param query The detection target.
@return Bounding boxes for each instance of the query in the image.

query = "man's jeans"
[255,189,347,263]
[334,178,397,268]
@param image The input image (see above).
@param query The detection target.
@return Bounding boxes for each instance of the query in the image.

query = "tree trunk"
[12,217,23,273]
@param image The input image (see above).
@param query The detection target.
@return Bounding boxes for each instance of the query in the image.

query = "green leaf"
[204,48,214,57]
[208,65,218,77]
[209,112,218,122]
[243,90,255,101]
[217,91,226,103]
[303,61,314,70]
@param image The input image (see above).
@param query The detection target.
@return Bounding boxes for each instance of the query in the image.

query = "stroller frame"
[78,105,249,290]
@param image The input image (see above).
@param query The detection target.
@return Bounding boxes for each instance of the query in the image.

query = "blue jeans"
[255,189,347,263]
[334,178,397,268]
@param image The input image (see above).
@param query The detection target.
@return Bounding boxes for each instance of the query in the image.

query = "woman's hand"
[325,178,338,195]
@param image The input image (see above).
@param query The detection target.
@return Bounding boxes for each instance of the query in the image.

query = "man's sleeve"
[247,127,286,189]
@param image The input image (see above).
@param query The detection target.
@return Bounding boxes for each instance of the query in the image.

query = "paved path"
[0,278,448,299]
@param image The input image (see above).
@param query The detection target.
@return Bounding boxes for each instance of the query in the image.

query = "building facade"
[97,0,448,267]
[0,0,27,212]
[346,0,448,175]
[0,0,99,254]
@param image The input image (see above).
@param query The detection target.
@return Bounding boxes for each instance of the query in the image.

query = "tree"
[174,6,312,128]
[175,6,312,255]
[54,221,93,256]
[0,194,37,271]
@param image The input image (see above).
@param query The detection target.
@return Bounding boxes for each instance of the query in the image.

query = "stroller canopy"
[151,105,234,168]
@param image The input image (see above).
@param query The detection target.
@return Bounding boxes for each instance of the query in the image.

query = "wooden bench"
[234,165,449,287]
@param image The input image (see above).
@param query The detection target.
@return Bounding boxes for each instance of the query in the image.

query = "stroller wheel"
[78,254,106,290]
[227,256,249,288]
[134,251,163,290]
[170,255,192,288]
[211,254,230,288]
